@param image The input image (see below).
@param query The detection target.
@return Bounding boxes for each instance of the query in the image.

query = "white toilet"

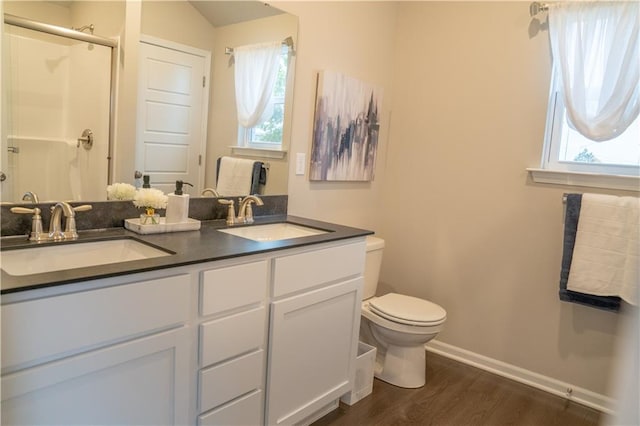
[360,236,447,388]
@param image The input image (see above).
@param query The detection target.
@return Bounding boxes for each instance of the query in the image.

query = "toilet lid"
[369,293,446,326]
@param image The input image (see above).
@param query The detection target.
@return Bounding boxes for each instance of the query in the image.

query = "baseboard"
[425,340,614,414]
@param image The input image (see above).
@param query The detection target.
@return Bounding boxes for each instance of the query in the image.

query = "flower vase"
[140,208,160,225]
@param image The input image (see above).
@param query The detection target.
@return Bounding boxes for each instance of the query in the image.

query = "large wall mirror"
[1,0,297,203]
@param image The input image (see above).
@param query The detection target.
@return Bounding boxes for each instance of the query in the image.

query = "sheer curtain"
[234,41,282,129]
[548,1,639,141]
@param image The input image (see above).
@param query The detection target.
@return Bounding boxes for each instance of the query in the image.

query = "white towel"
[567,194,640,306]
[216,157,256,196]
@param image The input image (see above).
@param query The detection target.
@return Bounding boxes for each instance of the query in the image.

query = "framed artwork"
[310,71,382,181]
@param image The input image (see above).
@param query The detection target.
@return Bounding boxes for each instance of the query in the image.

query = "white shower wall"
[5,28,110,202]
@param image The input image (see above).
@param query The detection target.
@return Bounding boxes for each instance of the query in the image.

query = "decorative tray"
[124,217,201,235]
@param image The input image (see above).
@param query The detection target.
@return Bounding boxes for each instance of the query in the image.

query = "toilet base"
[374,344,426,388]
[360,299,444,390]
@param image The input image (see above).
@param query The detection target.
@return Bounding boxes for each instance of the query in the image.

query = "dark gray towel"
[559,193,621,311]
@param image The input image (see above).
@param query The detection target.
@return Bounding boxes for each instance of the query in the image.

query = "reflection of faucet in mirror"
[201,188,220,197]
[21,191,39,204]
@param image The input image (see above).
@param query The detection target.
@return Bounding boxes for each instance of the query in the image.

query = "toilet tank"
[363,236,385,300]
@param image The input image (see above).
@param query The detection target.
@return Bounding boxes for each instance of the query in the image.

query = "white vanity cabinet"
[266,240,366,425]
[197,260,269,425]
[0,273,191,425]
[0,234,367,426]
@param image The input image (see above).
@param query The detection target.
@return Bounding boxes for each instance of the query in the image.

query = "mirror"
[1,0,296,203]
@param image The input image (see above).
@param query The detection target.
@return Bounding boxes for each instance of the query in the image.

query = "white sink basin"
[1,239,172,276]
[218,222,328,242]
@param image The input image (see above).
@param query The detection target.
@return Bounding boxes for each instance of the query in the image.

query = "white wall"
[384,2,636,397]
[276,1,633,398]
[273,1,397,232]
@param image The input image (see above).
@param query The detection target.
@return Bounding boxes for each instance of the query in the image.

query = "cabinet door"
[1,327,190,425]
[2,273,190,370]
[267,277,362,425]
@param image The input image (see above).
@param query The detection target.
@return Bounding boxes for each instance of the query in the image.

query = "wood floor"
[313,352,601,426]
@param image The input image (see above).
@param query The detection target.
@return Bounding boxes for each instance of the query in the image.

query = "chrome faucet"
[11,202,92,241]
[49,202,74,240]
[49,202,92,240]
[217,195,263,226]
[237,195,264,224]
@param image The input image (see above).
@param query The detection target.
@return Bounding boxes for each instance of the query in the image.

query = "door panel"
[1,328,190,425]
[144,144,189,173]
[267,278,362,425]
[137,41,208,194]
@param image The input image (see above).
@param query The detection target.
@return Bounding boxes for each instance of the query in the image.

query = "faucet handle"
[10,206,39,215]
[73,204,93,213]
[10,206,45,241]
[217,199,236,226]
[63,205,92,239]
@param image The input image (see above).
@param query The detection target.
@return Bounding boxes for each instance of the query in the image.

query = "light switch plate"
[296,153,306,175]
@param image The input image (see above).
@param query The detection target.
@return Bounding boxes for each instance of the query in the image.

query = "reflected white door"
[136,40,209,194]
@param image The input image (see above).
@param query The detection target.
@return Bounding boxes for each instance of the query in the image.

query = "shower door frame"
[3,13,119,188]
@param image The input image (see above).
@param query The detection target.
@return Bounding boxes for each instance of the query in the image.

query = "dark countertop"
[0,215,373,294]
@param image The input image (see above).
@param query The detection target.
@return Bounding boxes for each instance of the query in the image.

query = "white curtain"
[548,1,640,141]
[234,41,282,129]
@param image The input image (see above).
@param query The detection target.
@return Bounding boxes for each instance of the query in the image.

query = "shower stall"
[2,13,116,202]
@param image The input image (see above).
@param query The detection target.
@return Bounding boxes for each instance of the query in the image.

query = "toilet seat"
[369,293,446,326]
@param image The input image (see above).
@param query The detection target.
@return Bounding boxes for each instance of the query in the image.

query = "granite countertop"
[0,215,372,294]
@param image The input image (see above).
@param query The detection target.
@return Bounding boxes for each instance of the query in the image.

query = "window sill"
[230,146,287,160]
[527,168,640,192]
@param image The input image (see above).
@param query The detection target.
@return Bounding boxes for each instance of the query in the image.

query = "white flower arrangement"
[133,188,168,216]
[106,183,137,201]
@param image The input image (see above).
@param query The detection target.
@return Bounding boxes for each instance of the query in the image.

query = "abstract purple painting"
[310,71,382,181]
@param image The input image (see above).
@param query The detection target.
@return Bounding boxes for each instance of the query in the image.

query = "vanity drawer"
[200,306,266,367]
[199,350,264,414]
[198,389,262,426]
[1,274,190,370]
[273,241,366,297]
[200,260,267,316]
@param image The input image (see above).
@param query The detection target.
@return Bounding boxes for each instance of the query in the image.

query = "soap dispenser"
[165,180,193,224]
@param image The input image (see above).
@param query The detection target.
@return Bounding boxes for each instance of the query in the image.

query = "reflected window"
[238,46,289,151]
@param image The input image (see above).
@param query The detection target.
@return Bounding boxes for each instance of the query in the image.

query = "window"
[530,2,640,190]
[238,46,289,151]
[543,70,640,177]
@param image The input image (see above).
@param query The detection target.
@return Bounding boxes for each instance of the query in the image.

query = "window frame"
[529,69,640,192]
[542,70,640,177]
